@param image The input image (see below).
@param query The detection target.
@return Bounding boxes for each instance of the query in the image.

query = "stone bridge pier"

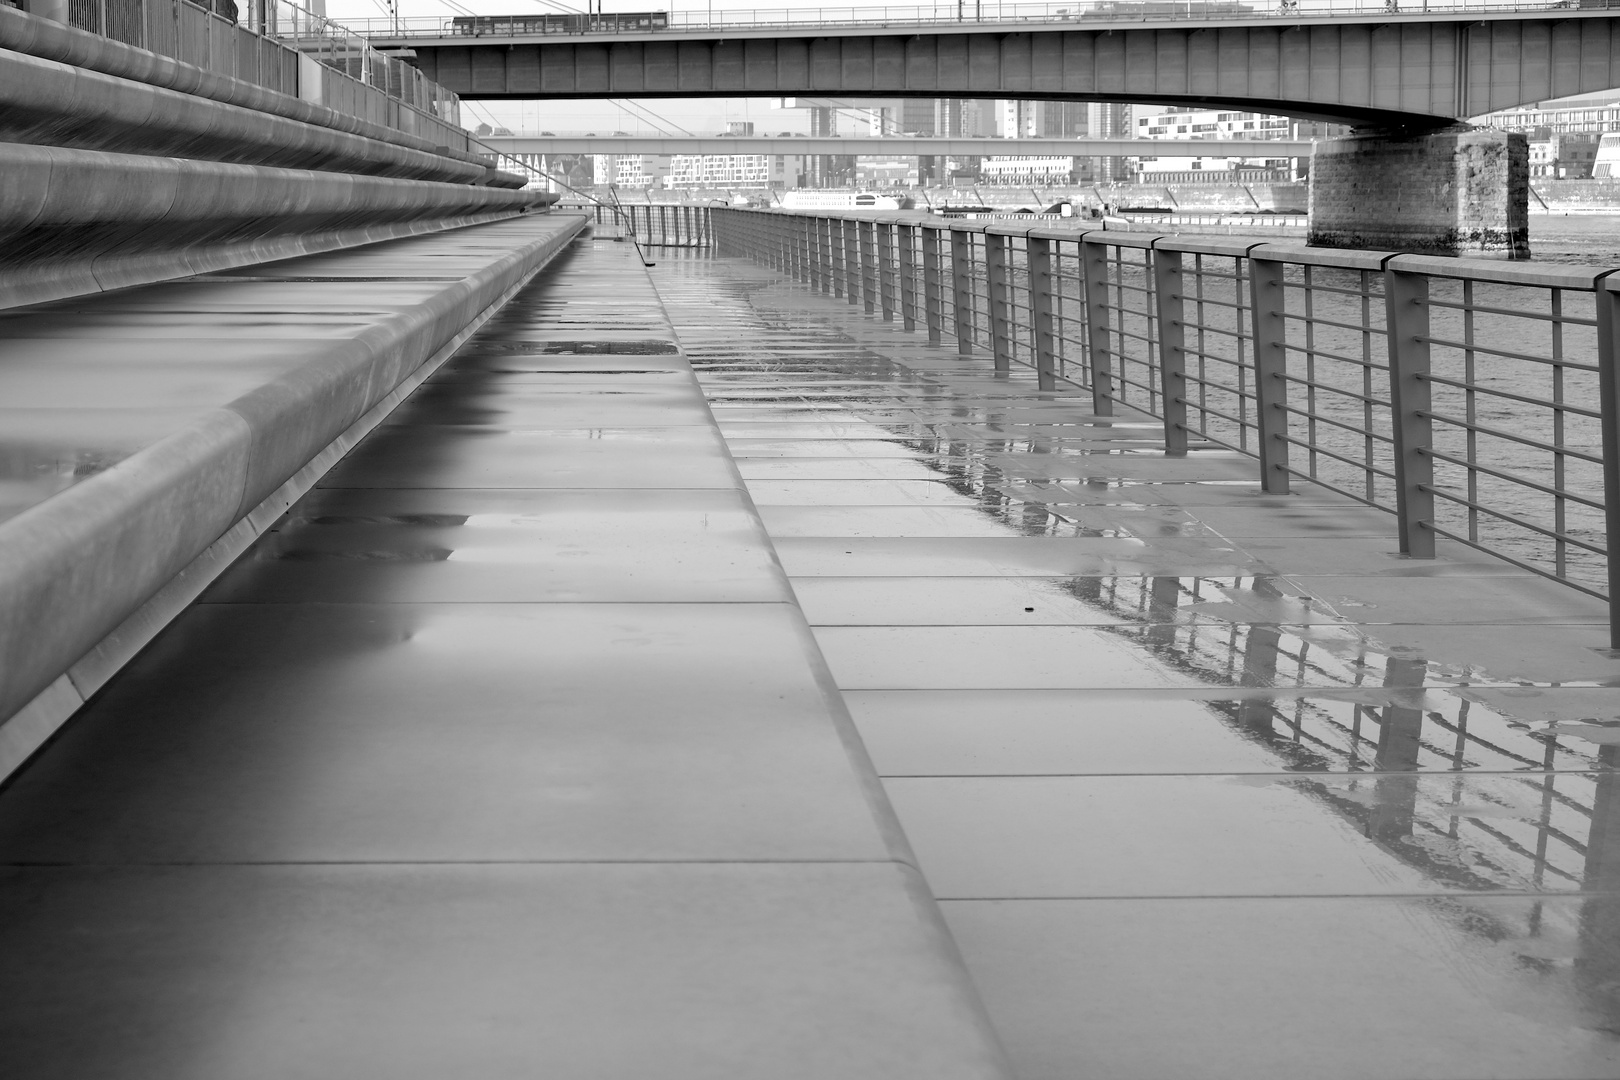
[1308,126,1530,259]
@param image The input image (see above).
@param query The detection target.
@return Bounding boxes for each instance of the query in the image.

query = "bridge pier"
[1308,127,1529,259]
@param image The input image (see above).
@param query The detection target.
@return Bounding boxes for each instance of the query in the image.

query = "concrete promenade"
[657,251,1620,1078]
[8,223,1620,1074]
[0,235,1008,1078]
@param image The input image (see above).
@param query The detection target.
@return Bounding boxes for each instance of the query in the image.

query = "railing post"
[795,216,808,282]
[831,219,846,298]
[1248,253,1292,495]
[985,231,1012,374]
[1595,277,1620,646]
[898,223,918,332]
[1384,265,1437,558]
[921,225,944,344]
[950,228,975,355]
[843,219,860,305]
[859,220,877,314]
[887,220,900,320]
[812,217,827,292]
[1079,237,1115,416]
[1151,244,1189,455]
[1027,234,1057,392]
[820,218,834,294]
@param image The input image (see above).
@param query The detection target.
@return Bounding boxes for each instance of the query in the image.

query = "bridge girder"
[390,15,1620,128]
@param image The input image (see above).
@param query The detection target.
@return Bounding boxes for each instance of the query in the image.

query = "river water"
[1530,212,1620,266]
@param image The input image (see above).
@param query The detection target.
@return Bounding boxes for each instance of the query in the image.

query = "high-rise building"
[591,154,671,188]
[1087,102,1132,182]
[900,98,937,136]
[667,153,807,189]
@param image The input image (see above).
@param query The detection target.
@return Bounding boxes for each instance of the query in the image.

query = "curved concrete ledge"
[0,7,494,174]
[0,144,560,308]
[0,212,588,729]
[0,48,486,184]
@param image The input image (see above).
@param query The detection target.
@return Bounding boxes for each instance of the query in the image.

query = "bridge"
[371,6,1620,129]
[5,0,1620,1075]
[378,5,1610,254]
[481,133,1316,156]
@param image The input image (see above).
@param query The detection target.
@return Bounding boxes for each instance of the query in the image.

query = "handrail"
[711,205,1620,644]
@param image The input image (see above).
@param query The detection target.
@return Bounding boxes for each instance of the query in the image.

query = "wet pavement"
[0,238,1008,1079]
[655,251,1620,1078]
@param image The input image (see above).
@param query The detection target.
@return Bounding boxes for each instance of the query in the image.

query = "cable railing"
[712,206,1620,644]
[344,0,1589,40]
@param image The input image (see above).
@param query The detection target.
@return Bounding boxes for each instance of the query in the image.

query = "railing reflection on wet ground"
[665,243,1620,1037]
[713,207,1620,642]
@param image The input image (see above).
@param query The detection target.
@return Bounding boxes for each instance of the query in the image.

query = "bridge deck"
[656,250,1620,1078]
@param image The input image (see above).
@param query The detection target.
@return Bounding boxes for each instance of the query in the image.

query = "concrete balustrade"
[0,6,491,173]
[0,49,493,184]
[0,211,588,765]
[0,145,556,308]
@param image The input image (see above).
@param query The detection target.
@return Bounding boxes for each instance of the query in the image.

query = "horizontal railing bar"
[1275,434,1398,479]
[1423,414,1605,467]
[1178,294,1248,313]
[1277,405,1398,445]
[1282,350,1388,376]
[1279,464,1395,511]
[1181,400,1257,432]
[1418,336,1600,371]
[1423,299,1599,328]
[1281,281,1384,301]
[1278,311,1391,336]
[1279,374,1394,409]
[1420,379,1604,422]
[1422,449,1607,510]
[1425,524,1606,599]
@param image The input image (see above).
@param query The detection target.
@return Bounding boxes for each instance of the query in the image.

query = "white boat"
[779,191,907,210]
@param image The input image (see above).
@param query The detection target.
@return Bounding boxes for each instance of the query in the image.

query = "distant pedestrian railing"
[711,206,1620,642]
[590,203,714,249]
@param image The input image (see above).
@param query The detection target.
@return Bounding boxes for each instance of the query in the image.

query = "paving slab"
[659,251,1620,1076]
[0,239,1010,1078]
[0,862,1005,1080]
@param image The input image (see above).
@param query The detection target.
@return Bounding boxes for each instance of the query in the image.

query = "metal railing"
[587,203,714,248]
[712,206,1620,642]
[54,0,469,151]
[346,0,1591,40]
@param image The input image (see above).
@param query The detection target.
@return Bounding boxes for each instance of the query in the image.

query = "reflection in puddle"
[680,258,1620,1038]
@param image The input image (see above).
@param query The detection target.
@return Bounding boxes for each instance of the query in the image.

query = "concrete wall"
[0,6,500,176]
[1534,178,1620,210]
[1308,128,1529,258]
[0,145,554,309]
[0,50,494,184]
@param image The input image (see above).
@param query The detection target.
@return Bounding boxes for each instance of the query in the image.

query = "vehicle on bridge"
[448,12,669,35]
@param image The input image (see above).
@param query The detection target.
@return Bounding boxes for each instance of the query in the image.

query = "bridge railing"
[712,206,1620,642]
[346,0,1585,39]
